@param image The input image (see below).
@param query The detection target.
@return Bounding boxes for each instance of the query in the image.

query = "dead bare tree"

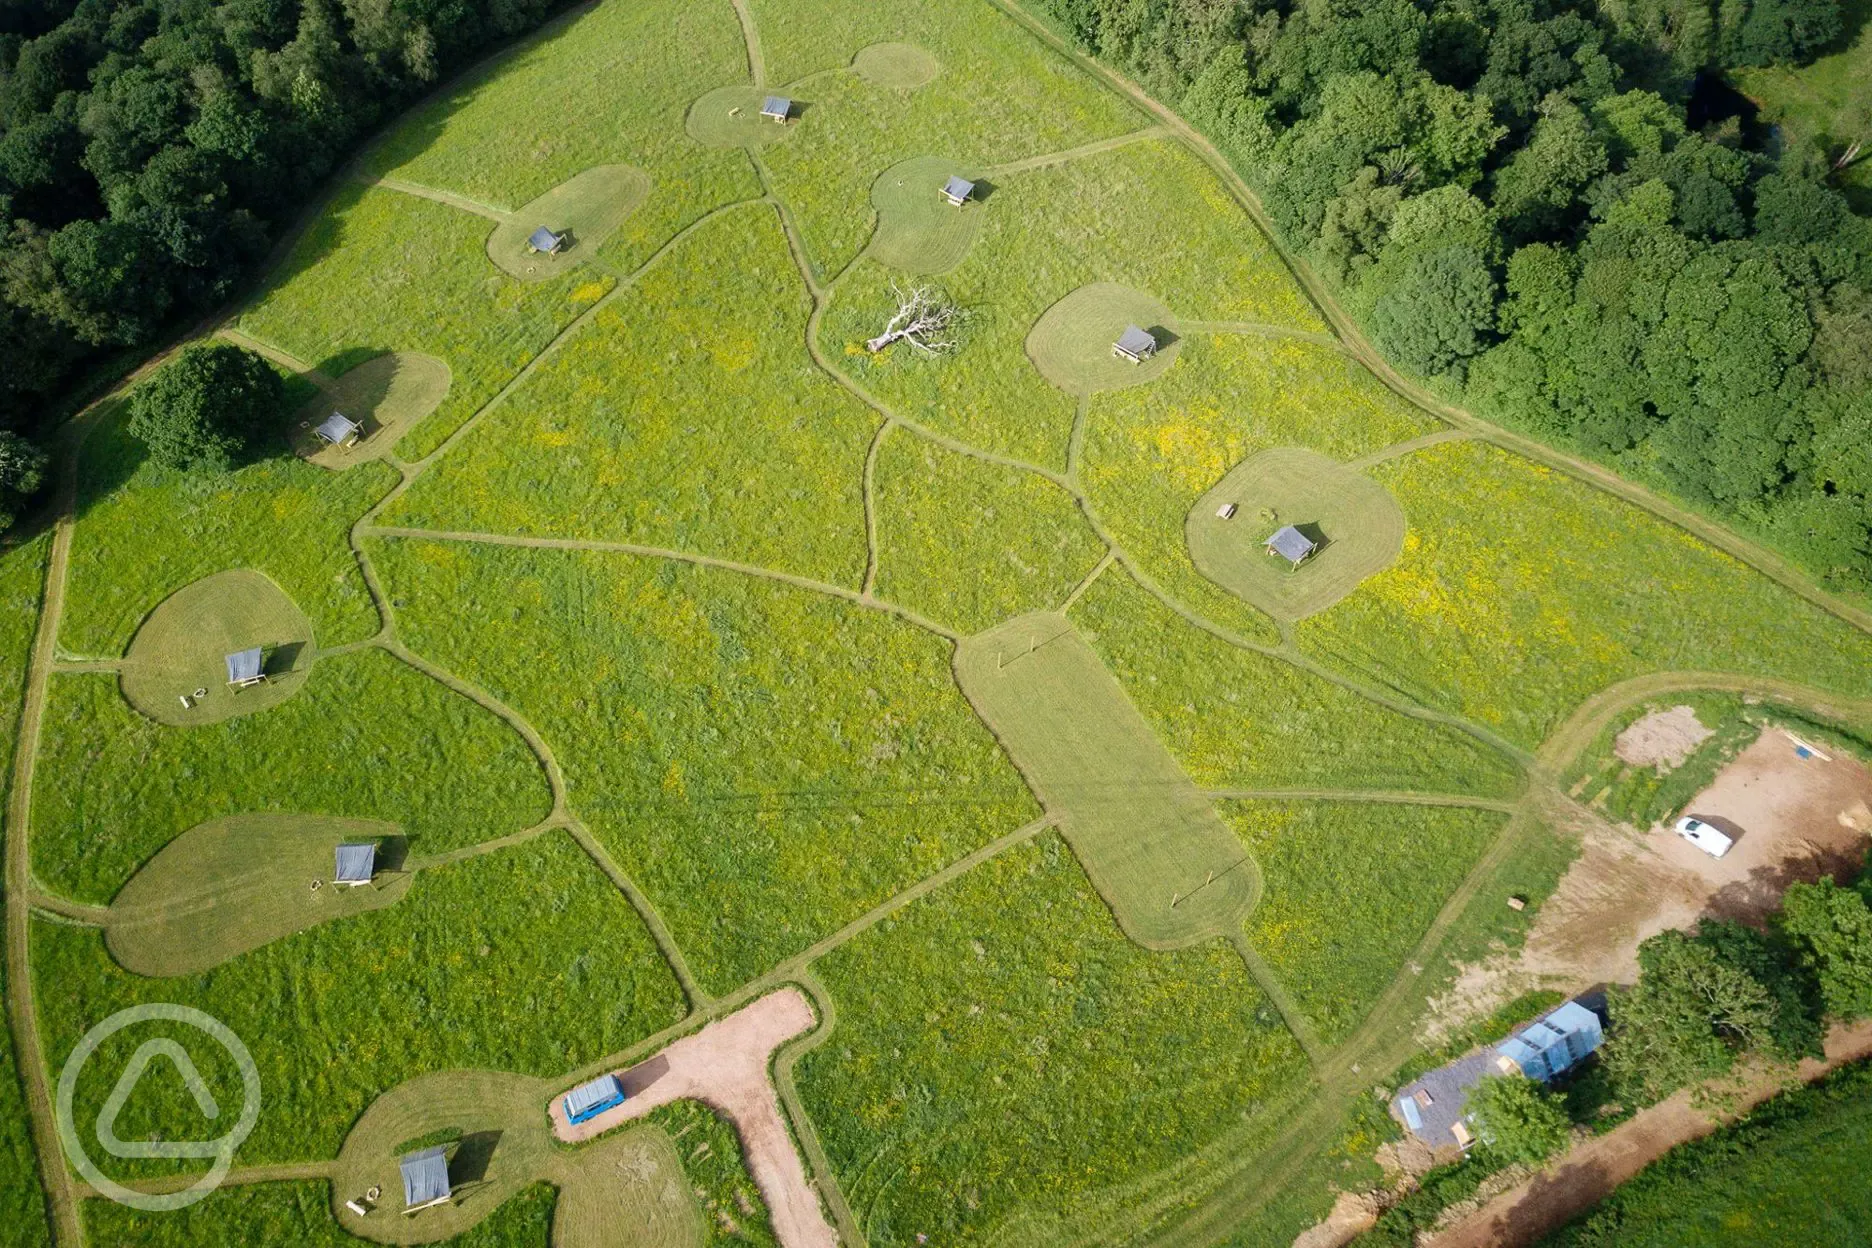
[866,284,963,355]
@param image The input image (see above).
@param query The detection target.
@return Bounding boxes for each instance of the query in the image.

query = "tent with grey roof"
[225,647,266,689]
[527,226,565,255]
[563,1073,625,1125]
[760,95,791,122]
[1111,325,1157,363]
[314,411,362,448]
[940,175,974,206]
[333,843,376,887]
[1264,525,1318,567]
[400,1145,452,1212]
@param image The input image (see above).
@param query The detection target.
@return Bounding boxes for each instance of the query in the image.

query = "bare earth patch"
[550,988,834,1248]
[1432,728,1872,1033]
[1612,704,1713,771]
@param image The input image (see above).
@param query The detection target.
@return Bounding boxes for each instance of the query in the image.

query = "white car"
[1675,816,1734,858]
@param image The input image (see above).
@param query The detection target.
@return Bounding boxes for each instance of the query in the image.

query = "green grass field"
[1299,441,1872,747]
[37,830,685,1176]
[380,205,877,587]
[118,569,314,725]
[821,140,1325,470]
[367,536,1037,992]
[797,832,1312,1243]
[648,1100,781,1247]
[31,650,550,905]
[1224,799,1508,1044]
[1069,568,1524,797]
[1734,7,1872,208]
[871,432,1105,634]
[83,1180,556,1247]
[955,612,1260,947]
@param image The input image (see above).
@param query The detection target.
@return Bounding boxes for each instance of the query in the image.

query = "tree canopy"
[124,343,283,472]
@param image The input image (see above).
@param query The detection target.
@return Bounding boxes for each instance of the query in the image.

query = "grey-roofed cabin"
[333,843,376,887]
[400,1145,452,1212]
[940,175,975,207]
[527,226,565,255]
[1112,325,1158,363]
[225,647,266,689]
[760,95,792,122]
[1265,525,1318,566]
[314,411,362,448]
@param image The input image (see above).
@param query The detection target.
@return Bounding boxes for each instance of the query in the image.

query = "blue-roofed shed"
[1495,1000,1603,1080]
[399,1145,451,1211]
[333,843,376,887]
[760,95,792,122]
[225,647,265,688]
[527,226,565,255]
[314,411,361,447]
[1265,525,1318,566]
[1112,325,1158,363]
[563,1073,625,1125]
[941,175,975,206]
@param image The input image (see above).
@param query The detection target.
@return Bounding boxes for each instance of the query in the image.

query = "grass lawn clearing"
[36,830,686,1175]
[868,156,989,274]
[1734,10,1872,209]
[1026,282,1180,395]
[954,611,1259,947]
[118,569,314,725]
[293,353,450,470]
[1299,441,1872,747]
[32,649,551,905]
[368,536,1038,993]
[649,1100,780,1246]
[1069,568,1524,796]
[850,42,939,89]
[1223,799,1508,1044]
[486,166,652,280]
[871,432,1105,635]
[687,87,803,149]
[83,1180,555,1247]
[797,832,1311,1244]
[381,205,875,588]
[1186,447,1406,621]
[104,814,411,977]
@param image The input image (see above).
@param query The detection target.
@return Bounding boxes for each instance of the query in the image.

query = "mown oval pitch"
[852,42,939,89]
[869,156,987,275]
[120,569,314,726]
[1186,446,1406,620]
[1026,282,1180,395]
[686,86,801,149]
[104,814,410,977]
[486,164,650,281]
[293,352,450,469]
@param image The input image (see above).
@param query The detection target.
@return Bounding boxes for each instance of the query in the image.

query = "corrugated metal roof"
[333,843,376,883]
[1115,325,1156,356]
[942,175,974,201]
[400,1146,451,1208]
[225,648,263,683]
[761,96,791,116]
[1266,525,1317,564]
[528,226,563,252]
[315,412,360,443]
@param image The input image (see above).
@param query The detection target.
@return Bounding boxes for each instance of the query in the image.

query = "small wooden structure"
[1112,325,1158,364]
[225,647,267,690]
[1264,525,1318,567]
[1215,502,1237,520]
[314,411,362,449]
[940,175,975,207]
[526,226,566,255]
[333,843,377,888]
[400,1146,452,1214]
[760,95,792,123]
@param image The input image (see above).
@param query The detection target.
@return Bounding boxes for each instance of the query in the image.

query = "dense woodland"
[0,0,574,504]
[1026,0,1872,594]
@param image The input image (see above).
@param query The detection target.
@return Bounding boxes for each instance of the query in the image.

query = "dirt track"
[1426,1018,1872,1247]
[549,988,836,1248]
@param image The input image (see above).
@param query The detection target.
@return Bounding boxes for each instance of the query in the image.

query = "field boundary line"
[25,891,109,925]
[401,817,567,872]
[1065,394,1090,480]
[364,174,513,220]
[72,1159,336,1199]
[981,125,1170,177]
[364,525,961,640]
[562,820,710,1010]
[984,0,1872,644]
[729,0,766,88]
[1229,929,1325,1068]
[1346,428,1475,471]
[771,971,865,1247]
[47,660,116,674]
[859,418,894,598]
[1202,788,1518,813]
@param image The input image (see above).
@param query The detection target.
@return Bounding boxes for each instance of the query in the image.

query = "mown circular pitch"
[685,86,801,149]
[869,156,987,275]
[1186,446,1406,620]
[852,42,939,88]
[1026,282,1180,395]
[485,164,650,281]
[294,352,450,469]
[120,569,314,726]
